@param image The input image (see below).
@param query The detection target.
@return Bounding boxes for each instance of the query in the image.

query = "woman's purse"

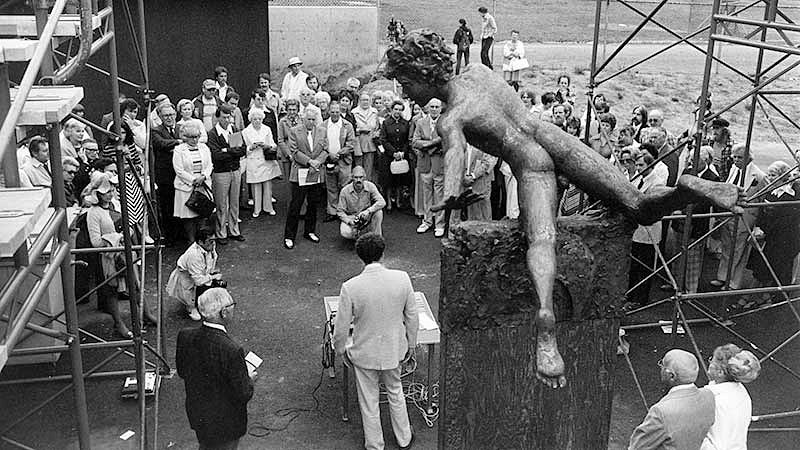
[262,144,278,161]
[390,158,410,175]
[185,185,216,217]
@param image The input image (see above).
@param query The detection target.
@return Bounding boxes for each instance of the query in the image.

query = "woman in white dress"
[172,121,213,242]
[502,30,527,91]
[242,108,281,217]
[701,343,762,450]
[176,98,208,143]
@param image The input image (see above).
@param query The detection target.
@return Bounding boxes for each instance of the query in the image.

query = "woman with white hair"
[173,121,213,242]
[176,98,208,143]
[314,91,331,122]
[298,87,322,125]
[701,343,762,449]
[242,108,280,217]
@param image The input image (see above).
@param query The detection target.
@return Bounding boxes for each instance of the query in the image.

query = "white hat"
[288,56,303,67]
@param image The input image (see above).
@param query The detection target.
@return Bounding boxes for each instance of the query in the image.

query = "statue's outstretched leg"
[517,169,567,389]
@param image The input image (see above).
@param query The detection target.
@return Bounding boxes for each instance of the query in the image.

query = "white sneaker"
[247,199,254,206]
[434,228,445,238]
[252,211,260,218]
[188,309,201,321]
[416,222,431,234]
[267,210,276,216]
[271,197,277,203]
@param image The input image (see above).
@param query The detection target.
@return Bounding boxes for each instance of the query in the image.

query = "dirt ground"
[2,42,800,449]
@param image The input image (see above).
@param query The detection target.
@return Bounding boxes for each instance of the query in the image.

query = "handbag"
[185,185,216,217]
[263,145,278,161]
[390,158,410,175]
[508,58,530,72]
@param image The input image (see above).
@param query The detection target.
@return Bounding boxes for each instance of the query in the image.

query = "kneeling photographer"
[337,166,386,241]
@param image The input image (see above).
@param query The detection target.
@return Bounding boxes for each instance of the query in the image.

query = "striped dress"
[102,143,146,229]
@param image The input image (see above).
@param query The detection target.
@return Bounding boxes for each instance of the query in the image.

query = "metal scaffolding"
[585,0,800,433]
[0,0,165,449]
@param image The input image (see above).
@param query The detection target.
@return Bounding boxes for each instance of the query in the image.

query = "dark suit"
[284,123,329,240]
[151,123,182,242]
[176,324,253,448]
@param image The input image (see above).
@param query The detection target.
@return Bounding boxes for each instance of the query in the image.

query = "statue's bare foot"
[431,190,485,212]
[535,310,567,389]
[680,175,745,214]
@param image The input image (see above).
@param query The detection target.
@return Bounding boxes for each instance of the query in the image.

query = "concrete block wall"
[269,6,378,86]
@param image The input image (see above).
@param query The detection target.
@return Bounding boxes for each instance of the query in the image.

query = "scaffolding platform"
[0,38,38,62]
[0,9,108,38]
[10,85,83,126]
[0,187,51,257]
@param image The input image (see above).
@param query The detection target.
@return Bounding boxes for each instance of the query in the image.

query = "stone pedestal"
[439,215,635,449]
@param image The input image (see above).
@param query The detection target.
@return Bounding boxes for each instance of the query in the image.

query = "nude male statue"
[385,30,743,389]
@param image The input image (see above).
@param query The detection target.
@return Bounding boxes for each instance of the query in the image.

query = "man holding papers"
[284,108,329,249]
[334,234,419,450]
[176,288,254,449]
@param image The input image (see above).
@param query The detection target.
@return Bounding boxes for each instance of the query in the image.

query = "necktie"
[732,169,741,186]
[637,178,644,190]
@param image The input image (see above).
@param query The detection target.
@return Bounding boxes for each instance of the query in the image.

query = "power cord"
[247,367,324,438]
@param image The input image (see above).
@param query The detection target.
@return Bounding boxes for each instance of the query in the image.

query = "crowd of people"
[9,5,798,447]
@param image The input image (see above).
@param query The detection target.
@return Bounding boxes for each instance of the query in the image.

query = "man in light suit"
[412,98,446,238]
[334,234,418,450]
[323,101,356,221]
[176,288,255,449]
[711,143,766,290]
[629,349,715,450]
[284,108,329,249]
[452,144,497,224]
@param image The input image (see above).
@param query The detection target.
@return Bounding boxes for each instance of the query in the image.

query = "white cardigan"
[172,143,213,192]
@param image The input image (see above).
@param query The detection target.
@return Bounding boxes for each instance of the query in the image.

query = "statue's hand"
[431,190,485,212]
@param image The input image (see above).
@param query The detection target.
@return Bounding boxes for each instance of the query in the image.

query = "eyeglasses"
[65,170,78,175]
[648,118,661,123]
[183,134,201,139]
[620,158,633,163]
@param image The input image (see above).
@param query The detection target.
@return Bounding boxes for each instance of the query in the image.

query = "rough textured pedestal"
[439,215,635,450]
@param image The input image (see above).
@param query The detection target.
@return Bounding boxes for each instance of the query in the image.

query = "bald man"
[629,349,715,450]
[337,166,386,240]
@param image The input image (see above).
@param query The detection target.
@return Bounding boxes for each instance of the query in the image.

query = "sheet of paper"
[120,430,135,440]
[659,321,685,334]
[229,131,244,148]
[245,351,263,369]
[298,168,322,186]
[415,293,439,331]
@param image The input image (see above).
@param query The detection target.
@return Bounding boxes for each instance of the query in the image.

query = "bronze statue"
[386,29,743,389]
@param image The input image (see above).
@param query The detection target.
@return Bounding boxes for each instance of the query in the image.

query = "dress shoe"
[216,237,229,245]
[230,235,246,242]
[284,239,294,249]
[271,197,277,203]
[434,228,445,238]
[115,321,132,339]
[416,222,431,234]
[304,233,320,243]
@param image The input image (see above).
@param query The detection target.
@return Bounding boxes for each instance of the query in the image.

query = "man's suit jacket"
[287,123,329,183]
[207,126,245,173]
[176,325,253,446]
[333,263,419,370]
[629,384,715,450]
[412,116,444,175]
[727,161,767,228]
[151,123,182,185]
[323,118,356,168]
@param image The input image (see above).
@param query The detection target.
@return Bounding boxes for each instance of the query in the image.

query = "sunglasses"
[648,118,661,123]
[65,170,78,175]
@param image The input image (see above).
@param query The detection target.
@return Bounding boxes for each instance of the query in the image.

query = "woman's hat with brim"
[288,56,303,67]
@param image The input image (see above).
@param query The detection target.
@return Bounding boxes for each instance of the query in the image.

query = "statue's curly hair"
[385,29,454,87]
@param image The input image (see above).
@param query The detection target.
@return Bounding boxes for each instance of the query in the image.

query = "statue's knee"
[536,308,555,329]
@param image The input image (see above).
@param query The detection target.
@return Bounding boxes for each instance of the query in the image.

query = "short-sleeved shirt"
[337,181,383,216]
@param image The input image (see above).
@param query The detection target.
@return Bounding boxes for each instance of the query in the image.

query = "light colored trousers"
[340,210,383,240]
[716,219,752,289]
[250,180,275,215]
[212,169,241,239]
[326,165,351,215]
[419,171,444,229]
[353,364,412,450]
